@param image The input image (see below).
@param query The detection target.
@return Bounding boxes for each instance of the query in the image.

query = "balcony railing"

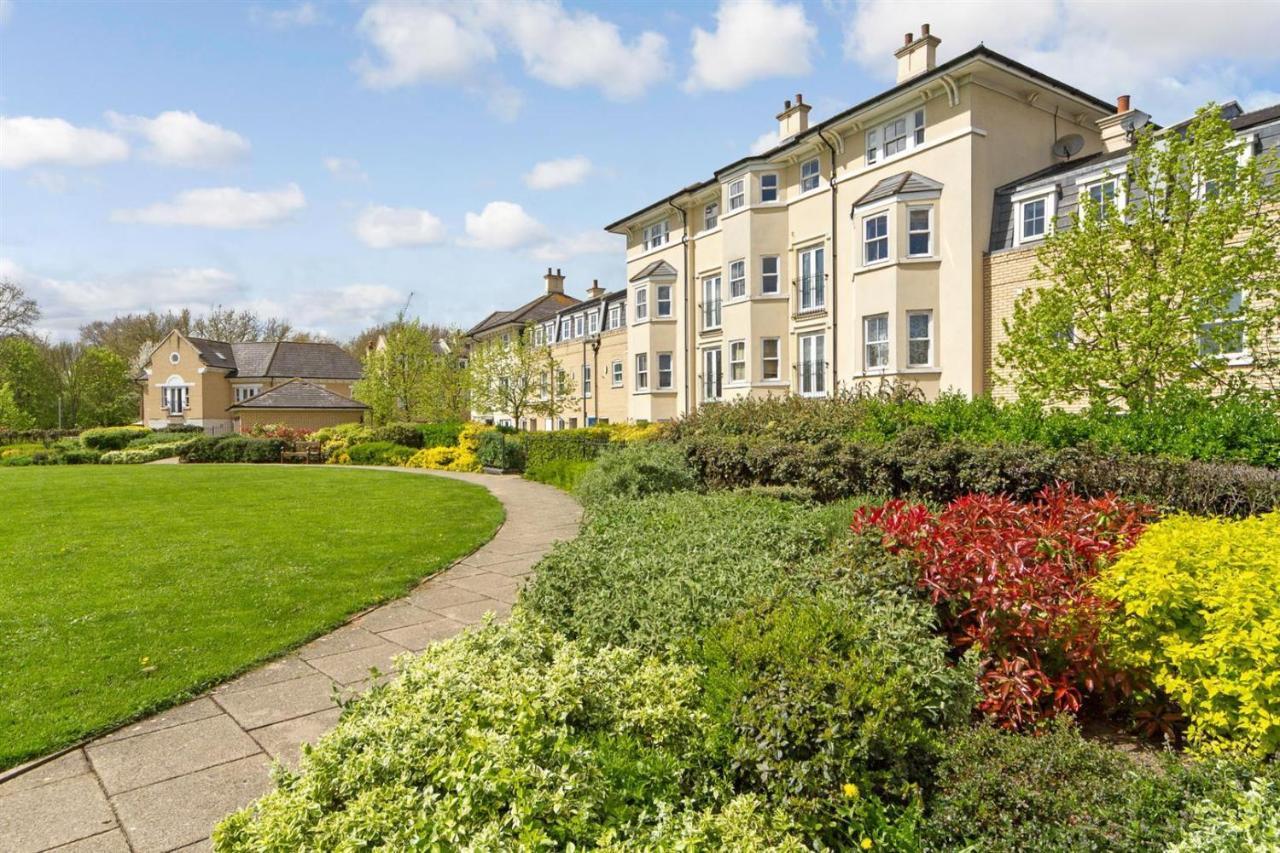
[796,275,826,313]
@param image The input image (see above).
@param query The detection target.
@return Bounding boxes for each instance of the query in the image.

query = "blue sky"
[3,0,1279,341]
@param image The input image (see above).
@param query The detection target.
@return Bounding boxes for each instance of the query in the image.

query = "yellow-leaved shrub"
[607,422,665,444]
[1096,511,1280,754]
[402,422,488,472]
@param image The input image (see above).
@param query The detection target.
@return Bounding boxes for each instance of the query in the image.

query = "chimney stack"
[776,92,811,143]
[894,24,940,83]
[544,267,565,295]
[587,278,605,299]
[1096,94,1151,153]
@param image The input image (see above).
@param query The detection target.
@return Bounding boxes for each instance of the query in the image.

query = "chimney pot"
[784,98,792,110]
[546,267,552,275]
[921,23,930,36]
[1116,94,1131,112]
[904,32,913,45]
[795,93,803,103]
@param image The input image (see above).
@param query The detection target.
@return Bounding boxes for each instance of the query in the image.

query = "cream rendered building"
[605,27,1116,415]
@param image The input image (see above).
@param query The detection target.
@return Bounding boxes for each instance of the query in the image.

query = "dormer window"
[1086,178,1119,219]
[642,219,668,250]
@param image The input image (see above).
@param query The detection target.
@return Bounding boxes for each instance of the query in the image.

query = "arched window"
[161,375,189,412]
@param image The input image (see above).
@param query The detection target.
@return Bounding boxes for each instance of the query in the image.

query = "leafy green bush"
[80,425,149,450]
[694,595,975,808]
[524,459,593,491]
[476,429,525,470]
[346,441,416,466]
[180,436,284,464]
[417,421,463,449]
[60,447,101,464]
[369,423,424,448]
[100,438,198,464]
[575,442,697,507]
[1170,776,1280,852]
[126,430,201,448]
[521,492,838,653]
[1098,511,1280,753]
[522,427,612,468]
[214,618,727,851]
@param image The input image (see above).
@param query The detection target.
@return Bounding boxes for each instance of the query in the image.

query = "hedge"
[180,435,285,463]
[0,428,82,445]
[680,429,1280,517]
[346,441,416,466]
[476,430,525,470]
[80,425,150,450]
[521,428,612,469]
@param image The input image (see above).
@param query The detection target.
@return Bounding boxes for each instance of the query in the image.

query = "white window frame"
[728,339,746,384]
[634,352,649,390]
[864,314,890,371]
[797,244,825,311]
[907,205,933,258]
[761,337,781,380]
[234,384,262,403]
[1198,289,1250,365]
[906,310,934,368]
[1013,189,1056,245]
[869,107,926,164]
[798,332,826,396]
[611,359,623,387]
[863,211,889,266]
[702,275,722,330]
[582,364,592,397]
[559,317,571,341]
[574,314,584,337]
[642,219,669,250]
[704,201,719,230]
[800,157,821,193]
[728,259,746,300]
[702,347,722,401]
[760,172,779,203]
[865,128,878,165]
[607,302,623,330]
[635,286,648,321]
[728,178,745,210]
[657,352,674,389]
[760,255,780,295]
[1080,173,1125,222]
[588,311,599,335]
[656,284,672,318]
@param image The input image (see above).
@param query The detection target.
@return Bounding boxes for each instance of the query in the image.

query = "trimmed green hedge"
[476,430,526,469]
[80,425,149,450]
[347,441,416,466]
[180,435,285,463]
[521,428,612,468]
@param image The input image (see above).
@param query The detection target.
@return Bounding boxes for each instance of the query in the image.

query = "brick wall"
[983,246,1042,402]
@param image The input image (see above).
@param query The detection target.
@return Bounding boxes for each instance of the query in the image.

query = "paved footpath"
[0,469,582,853]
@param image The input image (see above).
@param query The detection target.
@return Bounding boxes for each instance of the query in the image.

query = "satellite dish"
[1051,134,1084,159]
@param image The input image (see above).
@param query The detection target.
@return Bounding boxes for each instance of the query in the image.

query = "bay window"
[863,213,889,264]
[656,284,672,317]
[864,314,889,370]
[907,206,932,257]
[761,256,780,294]
[761,337,781,380]
[761,173,779,202]
[635,286,648,321]
[729,340,746,382]
[907,311,933,367]
[635,353,649,390]
[657,352,674,389]
[729,179,745,210]
[729,259,746,299]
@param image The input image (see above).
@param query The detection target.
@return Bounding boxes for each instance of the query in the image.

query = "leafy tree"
[189,306,298,342]
[0,280,40,338]
[71,347,138,427]
[79,310,192,362]
[999,104,1280,409]
[0,336,59,427]
[354,320,469,424]
[0,381,35,430]
[466,326,574,427]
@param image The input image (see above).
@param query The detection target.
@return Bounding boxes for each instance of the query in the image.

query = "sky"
[2,0,1279,342]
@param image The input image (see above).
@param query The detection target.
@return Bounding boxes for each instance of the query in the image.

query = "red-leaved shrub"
[851,484,1153,729]
[248,423,314,442]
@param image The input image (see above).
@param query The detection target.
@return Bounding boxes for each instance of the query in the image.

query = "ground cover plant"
[0,465,503,768]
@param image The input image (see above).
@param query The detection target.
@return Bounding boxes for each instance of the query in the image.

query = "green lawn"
[0,465,504,768]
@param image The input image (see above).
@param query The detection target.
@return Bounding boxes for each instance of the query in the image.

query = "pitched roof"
[466,291,580,336]
[629,259,678,282]
[227,342,278,376]
[180,336,363,379]
[185,336,237,370]
[227,379,368,411]
[854,171,943,207]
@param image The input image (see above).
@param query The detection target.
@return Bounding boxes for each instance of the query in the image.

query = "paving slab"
[212,673,337,730]
[378,616,469,651]
[249,708,342,771]
[304,639,406,685]
[97,697,223,744]
[405,581,487,611]
[446,571,523,598]
[430,596,512,624]
[50,828,132,852]
[213,656,316,695]
[0,773,117,853]
[87,713,261,795]
[353,600,438,632]
[0,749,90,795]
[296,625,383,661]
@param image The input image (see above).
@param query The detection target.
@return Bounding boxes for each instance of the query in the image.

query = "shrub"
[346,441,416,466]
[521,492,839,653]
[575,441,697,507]
[524,459,593,491]
[522,427,613,468]
[0,428,80,445]
[1170,776,1280,852]
[853,486,1153,729]
[80,425,149,450]
[476,429,525,470]
[417,421,464,449]
[1097,511,1280,753]
[180,436,284,464]
[369,422,424,448]
[693,595,975,808]
[214,618,722,851]
[126,431,201,448]
[60,447,101,464]
[247,423,313,442]
[402,444,481,472]
[100,438,198,464]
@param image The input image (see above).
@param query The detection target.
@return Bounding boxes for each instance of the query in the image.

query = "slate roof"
[629,260,678,282]
[466,291,580,337]
[185,336,237,370]
[854,171,943,207]
[227,379,368,411]
[182,336,362,379]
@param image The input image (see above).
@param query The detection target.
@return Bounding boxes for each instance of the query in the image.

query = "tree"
[0,336,59,427]
[189,306,295,342]
[999,104,1280,409]
[353,321,469,424]
[0,382,35,430]
[79,310,191,362]
[70,347,137,427]
[466,326,575,427]
[0,280,40,338]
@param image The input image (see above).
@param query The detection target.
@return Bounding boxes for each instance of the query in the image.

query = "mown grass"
[0,465,504,768]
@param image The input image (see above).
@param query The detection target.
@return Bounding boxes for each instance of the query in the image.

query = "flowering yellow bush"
[403,444,481,472]
[607,422,664,444]
[456,421,489,454]
[1097,511,1280,754]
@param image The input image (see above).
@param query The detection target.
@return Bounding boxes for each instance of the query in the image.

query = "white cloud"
[462,201,549,250]
[531,230,618,262]
[108,110,250,167]
[111,183,305,229]
[250,2,319,28]
[842,0,1280,122]
[524,155,593,190]
[355,0,669,100]
[355,205,447,249]
[749,129,780,155]
[0,116,129,169]
[685,0,816,93]
[323,156,367,180]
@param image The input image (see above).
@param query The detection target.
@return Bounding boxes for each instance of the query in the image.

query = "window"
[761,337,781,380]
[728,340,746,383]
[1199,290,1247,361]
[574,314,584,337]
[799,333,825,396]
[702,275,722,329]
[863,213,889,264]
[883,115,908,157]
[656,284,672,317]
[634,353,649,390]
[611,359,623,387]
[642,219,668,250]
[866,128,878,165]
[800,157,821,193]
[907,311,933,367]
[168,351,180,364]
[534,326,544,346]
[907,206,932,257]
[635,286,648,321]
[864,314,889,370]
[657,352,674,389]
[704,202,719,230]
[702,348,722,401]
[729,179,745,210]
[1085,178,1118,219]
[913,108,925,145]
[1021,197,1047,240]
[869,108,925,162]
[588,311,599,334]
[607,302,623,330]
[582,364,592,396]
[162,384,189,411]
[559,317,571,340]
[729,259,746,299]
[760,173,779,202]
[798,245,825,311]
[234,385,261,403]
[761,256,779,294]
